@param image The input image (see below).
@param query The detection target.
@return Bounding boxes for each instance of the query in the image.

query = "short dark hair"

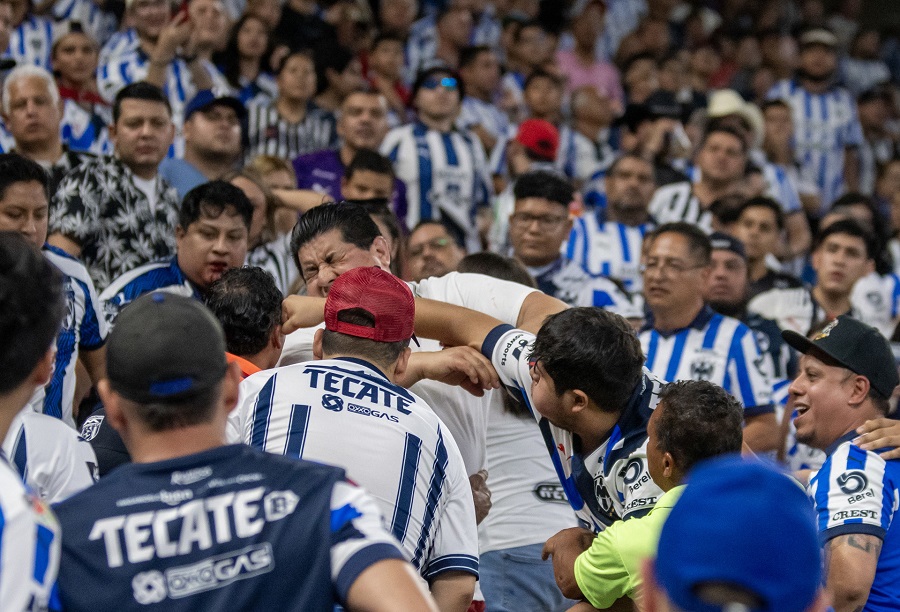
[313,41,356,94]
[371,32,404,52]
[275,49,313,76]
[459,45,493,69]
[206,267,282,356]
[411,66,465,102]
[814,218,876,260]
[321,308,410,367]
[606,153,653,177]
[122,385,220,432]
[0,232,65,395]
[738,196,785,230]
[0,153,49,203]
[524,68,562,91]
[709,194,746,227]
[650,222,713,265]
[700,125,748,153]
[654,380,745,474]
[290,202,382,271]
[113,81,171,123]
[179,180,255,231]
[513,171,573,207]
[345,149,395,181]
[531,308,645,412]
[512,19,545,43]
[457,252,536,288]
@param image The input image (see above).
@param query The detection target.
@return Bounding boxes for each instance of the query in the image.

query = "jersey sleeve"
[41,432,98,504]
[574,526,634,609]
[810,444,895,542]
[608,439,664,520]
[421,426,479,580]
[480,325,537,417]
[412,272,537,326]
[76,275,108,350]
[725,325,774,416]
[330,479,407,604]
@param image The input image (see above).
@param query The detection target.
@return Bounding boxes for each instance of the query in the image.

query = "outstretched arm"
[346,559,440,612]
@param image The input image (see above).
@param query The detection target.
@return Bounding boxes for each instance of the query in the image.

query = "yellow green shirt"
[573,485,686,609]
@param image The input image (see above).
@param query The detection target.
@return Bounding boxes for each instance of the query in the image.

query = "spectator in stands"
[377,0,416,38]
[100,180,253,326]
[51,26,108,119]
[341,149,398,203]
[2,65,94,192]
[48,82,179,290]
[639,222,778,451]
[312,42,365,113]
[159,90,244,200]
[405,221,466,282]
[7,0,55,69]
[215,14,277,105]
[366,33,410,123]
[246,50,337,160]
[841,28,891,95]
[857,87,899,196]
[618,89,690,186]
[458,45,507,153]
[555,0,624,107]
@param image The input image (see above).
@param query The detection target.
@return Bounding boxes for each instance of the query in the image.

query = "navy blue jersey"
[53,445,404,611]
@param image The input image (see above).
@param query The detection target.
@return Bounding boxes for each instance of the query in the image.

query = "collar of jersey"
[332,356,389,381]
[642,304,715,337]
[825,430,862,457]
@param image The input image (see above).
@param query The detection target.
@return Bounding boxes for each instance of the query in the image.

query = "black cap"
[709,231,746,260]
[107,293,228,404]
[783,316,900,398]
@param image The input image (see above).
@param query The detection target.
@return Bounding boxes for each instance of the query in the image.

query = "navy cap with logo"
[782,315,900,398]
[106,292,228,404]
[184,89,246,121]
[709,232,746,260]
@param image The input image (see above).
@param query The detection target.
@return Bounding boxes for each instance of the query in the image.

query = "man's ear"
[271,325,285,351]
[848,374,871,406]
[662,451,675,480]
[370,235,392,270]
[393,346,412,381]
[30,346,56,387]
[567,388,590,415]
[313,328,324,360]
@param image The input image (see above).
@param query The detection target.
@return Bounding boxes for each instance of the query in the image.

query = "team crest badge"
[814,319,838,340]
[80,415,104,441]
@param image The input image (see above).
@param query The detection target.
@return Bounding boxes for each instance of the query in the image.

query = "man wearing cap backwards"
[784,316,900,612]
[649,125,750,232]
[643,456,828,612]
[158,90,245,201]
[381,66,493,252]
[53,291,440,612]
[767,27,863,214]
[507,170,639,319]
[639,222,779,451]
[235,267,480,612]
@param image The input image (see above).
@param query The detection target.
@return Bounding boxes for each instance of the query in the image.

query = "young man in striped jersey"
[767,28,863,214]
[99,180,253,326]
[235,266,480,612]
[639,222,779,451]
[457,45,507,153]
[567,154,656,293]
[0,232,64,610]
[784,316,900,612]
[382,66,492,252]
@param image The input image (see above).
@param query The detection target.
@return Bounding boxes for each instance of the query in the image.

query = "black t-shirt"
[79,407,130,477]
[748,269,804,301]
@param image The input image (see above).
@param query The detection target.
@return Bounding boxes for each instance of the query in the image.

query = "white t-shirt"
[131,174,160,213]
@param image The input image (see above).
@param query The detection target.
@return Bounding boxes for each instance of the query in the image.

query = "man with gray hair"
[2,65,94,192]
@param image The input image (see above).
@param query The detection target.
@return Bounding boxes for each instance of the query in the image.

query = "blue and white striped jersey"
[382,121,492,252]
[528,256,641,318]
[43,245,107,427]
[99,258,200,328]
[98,28,137,66]
[458,96,510,146]
[639,306,773,415]
[648,181,712,231]
[245,101,337,162]
[246,234,297,297]
[851,272,900,338]
[235,357,479,581]
[7,15,55,68]
[482,324,665,532]
[53,444,405,611]
[0,457,60,611]
[61,99,112,156]
[767,79,864,211]
[567,213,651,292]
[3,410,97,504]
[687,158,803,215]
[489,123,600,183]
[809,432,900,611]
[51,0,118,46]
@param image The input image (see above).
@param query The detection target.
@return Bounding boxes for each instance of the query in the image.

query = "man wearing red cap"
[235,266,480,612]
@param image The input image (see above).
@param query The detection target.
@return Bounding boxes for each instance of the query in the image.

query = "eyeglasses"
[509,212,568,231]
[421,76,458,91]
[640,260,707,276]
[409,236,453,258]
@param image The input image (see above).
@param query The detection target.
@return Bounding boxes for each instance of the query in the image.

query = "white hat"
[707,89,764,148]
[800,28,838,48]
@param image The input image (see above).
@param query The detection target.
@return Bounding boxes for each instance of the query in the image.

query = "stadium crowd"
[1,0,900,610]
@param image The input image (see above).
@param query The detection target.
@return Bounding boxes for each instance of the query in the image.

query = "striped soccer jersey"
[236,357,479,581]
[0,456,60,610]
[639,306,773,415]
[767,79,864,211]
[7,15,55,68]
[809,432,900,611]
[851,272,900,338]
[43,245,108,426]
[51,0,117,46]
[567,212,651,293]
[99,258,200,328]
[3,410,97,503]
[458,97,510,147]
[648,181,712,231]
[482,324,665,532]
[245,101,337,162]
[382,121,492,252]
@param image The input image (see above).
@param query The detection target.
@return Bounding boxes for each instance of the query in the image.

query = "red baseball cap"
[514,119,560,162]
[324,267,415,342]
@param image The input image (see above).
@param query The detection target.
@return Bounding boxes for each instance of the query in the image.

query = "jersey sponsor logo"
[91,487,297,568]
[322,394,344,412]
[347,403,400,422]
[621,458,651,494]
[303,367,413,414]
[81,415,104,441]
[837,471,869,495]
[132,570,167,604]
[832,509,878,521]
[171,466,213,486]
[624,495,657,512]
[533,482,569,504]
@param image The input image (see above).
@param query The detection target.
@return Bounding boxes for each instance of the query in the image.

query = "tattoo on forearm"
[845,534,883,556]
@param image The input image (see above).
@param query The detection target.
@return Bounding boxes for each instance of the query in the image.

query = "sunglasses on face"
[421,76,458,91]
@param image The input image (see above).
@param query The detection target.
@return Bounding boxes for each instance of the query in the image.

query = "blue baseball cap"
[184,89,246,121]
[655,456,822,612]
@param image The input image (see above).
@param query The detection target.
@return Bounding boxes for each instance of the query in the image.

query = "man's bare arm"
[516,291,568,333]
[825,533,880,612]
[542,527,595,600]
[345,558,439,612]
[428,570,476,612]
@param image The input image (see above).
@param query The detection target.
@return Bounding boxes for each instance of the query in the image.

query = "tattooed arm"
[825,533,881,612]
